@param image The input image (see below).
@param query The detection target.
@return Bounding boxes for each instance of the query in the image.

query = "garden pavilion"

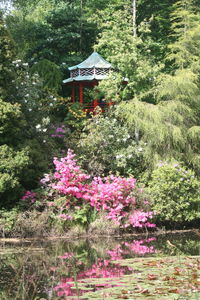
[63,52,113,112]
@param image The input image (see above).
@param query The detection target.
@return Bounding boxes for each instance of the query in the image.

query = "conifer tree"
[0,11,15,100]
[95,3,161,103]
[168,0,200,70]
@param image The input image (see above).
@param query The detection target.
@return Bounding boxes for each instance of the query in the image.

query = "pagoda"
[63,52,112,112]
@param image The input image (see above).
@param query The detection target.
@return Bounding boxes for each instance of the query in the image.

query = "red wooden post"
[79,83,83,105]
[71,83,75,103]
[93,99,98,108]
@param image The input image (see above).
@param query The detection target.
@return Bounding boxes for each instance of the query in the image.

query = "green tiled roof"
[63,52,112,83]
[68,52,112,70]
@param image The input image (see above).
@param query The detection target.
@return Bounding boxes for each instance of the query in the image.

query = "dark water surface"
[0,230,199,299]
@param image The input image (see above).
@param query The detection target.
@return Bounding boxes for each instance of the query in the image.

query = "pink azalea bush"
[48,149,156,229]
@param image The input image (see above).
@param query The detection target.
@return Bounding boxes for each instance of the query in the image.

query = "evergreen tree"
[95,3,162,103]
[0,99,30,206]
[168,0,200,70]
[0,11,15,100]
[30,59,62,92]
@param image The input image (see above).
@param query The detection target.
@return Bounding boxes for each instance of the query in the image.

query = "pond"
[0,230,199,299]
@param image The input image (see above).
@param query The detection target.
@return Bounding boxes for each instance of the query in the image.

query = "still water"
[0,230,199,299]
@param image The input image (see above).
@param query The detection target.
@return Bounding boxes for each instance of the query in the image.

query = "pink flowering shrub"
[83,175,137,226]
[49,149,156,229]
[52,149,90,199]
[21,190,37,203]
[51,125,66,138]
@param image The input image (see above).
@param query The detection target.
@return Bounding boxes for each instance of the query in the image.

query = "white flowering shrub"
[78,113,146,177]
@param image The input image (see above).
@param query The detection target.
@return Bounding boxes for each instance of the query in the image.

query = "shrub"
[148,162,200,225]
[48,149,156,230]
[0,208,19,237]
[0,145,30,205]
[78,113,146,177]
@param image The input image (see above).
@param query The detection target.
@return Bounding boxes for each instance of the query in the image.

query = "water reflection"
[0,231,199,299]
[54,238,156,298]
[54,259,133,298]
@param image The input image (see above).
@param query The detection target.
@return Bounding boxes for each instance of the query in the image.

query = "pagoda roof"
[63,52,112,84]
[68,52,112,71]
[63,74,107,84]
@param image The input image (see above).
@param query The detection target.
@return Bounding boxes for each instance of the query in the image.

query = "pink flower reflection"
[108,238,156,259]
[124,239,155,255]
[54,259,132,298]
[54,238,156,298]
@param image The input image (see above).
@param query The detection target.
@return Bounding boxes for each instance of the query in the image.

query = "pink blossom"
[58,252,73,259]
[59,214,73,221]
[21,190,36,203]
[48,149,156,229]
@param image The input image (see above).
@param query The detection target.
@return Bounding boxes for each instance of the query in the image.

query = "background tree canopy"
[0,0,200,223]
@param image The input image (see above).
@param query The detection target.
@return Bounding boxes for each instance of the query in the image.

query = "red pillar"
[79,83,83,105]
[93,99,98,108]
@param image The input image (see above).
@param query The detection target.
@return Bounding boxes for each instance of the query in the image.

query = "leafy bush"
[0,208,19,236]
[148,162,200,225]
[0,145,30,205]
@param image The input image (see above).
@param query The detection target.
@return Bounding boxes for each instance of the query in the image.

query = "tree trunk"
[132,0,137,37]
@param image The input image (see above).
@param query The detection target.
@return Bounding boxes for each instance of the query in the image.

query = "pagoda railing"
[70,68,110,79]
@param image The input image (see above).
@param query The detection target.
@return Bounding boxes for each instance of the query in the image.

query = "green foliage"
[0,99,30,205]
[6,0,97,66]
[0,0,200,230]
[0,208,19,235]
[0,58,63,205]
[0,11,15,100]
[0,99,24,145]
[168,0,200,70]
[73,203,97,231]
[148,162,200,225]
[95,6,162,103]
[116,99,197,172]
[137,0,177,45]
[154,3,200,171]
[78,112,145,177]
[64,102,87,131]
[0,145,29,204]
[31,59,63,92]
